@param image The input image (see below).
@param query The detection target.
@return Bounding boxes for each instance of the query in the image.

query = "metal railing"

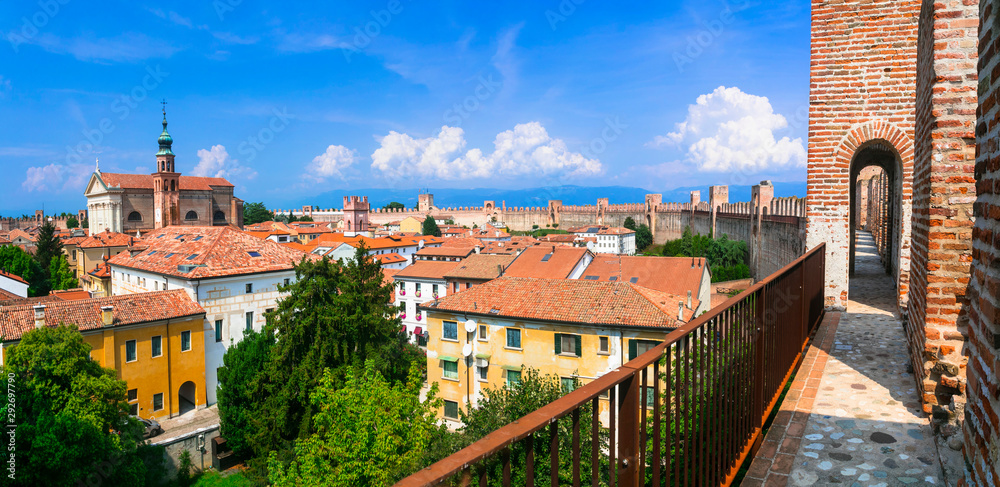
[397,243,826,487]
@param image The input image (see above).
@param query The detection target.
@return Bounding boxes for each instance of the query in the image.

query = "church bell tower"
[152,102,180,229]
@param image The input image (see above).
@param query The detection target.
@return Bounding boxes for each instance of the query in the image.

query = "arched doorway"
[848,141,904,281]
[178,381,197,415]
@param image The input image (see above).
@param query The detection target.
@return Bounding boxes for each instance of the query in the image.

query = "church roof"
[98,173,234,191]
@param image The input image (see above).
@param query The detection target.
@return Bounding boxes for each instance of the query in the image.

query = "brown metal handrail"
[397,243,826,487]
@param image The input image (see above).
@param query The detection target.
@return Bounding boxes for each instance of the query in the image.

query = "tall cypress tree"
[33,221,63,295]
[421,217,441,237]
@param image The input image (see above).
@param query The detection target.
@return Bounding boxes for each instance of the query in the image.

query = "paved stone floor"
[784,233,945,486]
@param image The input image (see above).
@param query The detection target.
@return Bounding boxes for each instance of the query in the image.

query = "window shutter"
[554,333,561,355]
[629,340,638,361]
[575,335,582,357]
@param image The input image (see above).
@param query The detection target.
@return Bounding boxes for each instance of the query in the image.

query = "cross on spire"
[161,99,167,114]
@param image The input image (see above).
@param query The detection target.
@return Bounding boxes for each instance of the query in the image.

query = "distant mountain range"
[270,182,807,211]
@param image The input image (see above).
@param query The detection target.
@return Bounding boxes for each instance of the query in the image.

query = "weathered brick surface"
[966,1,1000,484]
[909,0,978,430]
[807,0,920,310]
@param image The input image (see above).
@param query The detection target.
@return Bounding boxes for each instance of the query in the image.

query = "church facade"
[84,111,243,234]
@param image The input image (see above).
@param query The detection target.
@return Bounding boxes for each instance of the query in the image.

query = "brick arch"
[834,120,914,177]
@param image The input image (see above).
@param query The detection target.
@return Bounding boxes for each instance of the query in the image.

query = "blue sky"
[0,0,809,214]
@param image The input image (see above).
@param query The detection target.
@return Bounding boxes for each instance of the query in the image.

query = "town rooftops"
[582,255,707,302]
[98,172,234,191]
[0,289,205,342]
[415,246,475,259]
[598,227,634,235]
[78,230,138,249]
[420,276,693,328]
[375,253,407,265]
[393,260,461,281]
[503,246,591,279]
[107,226,315,279]
[443,254,517,281]
[308,233,444,251]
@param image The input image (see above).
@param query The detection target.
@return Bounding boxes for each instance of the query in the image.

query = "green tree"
[623,216,637,231]
[661,228,749,282]
[635,223,653,251]
[81,218,89,229]
[218,328,276,458]
[0,245,45,296]
[66,216,79,229]
[243,202,275,226]
[422,217,442,237]
[297,215,314,222]
[33,221,63,293]
[1,325,148,486]
[48,254,77,291]
[383,202,406,210]
[267,362,442,487]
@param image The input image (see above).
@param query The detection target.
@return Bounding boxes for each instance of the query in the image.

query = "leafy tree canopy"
[48,254,77,291]
[383,202,406,210]
[66,216,79,229]
[243,202,275,226]
[635,223,653,251]
[623,216,637,231]
[662,228,750,282]
[0,245,45,296]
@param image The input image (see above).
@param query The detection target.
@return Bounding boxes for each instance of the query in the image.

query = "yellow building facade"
[400,216,425,234]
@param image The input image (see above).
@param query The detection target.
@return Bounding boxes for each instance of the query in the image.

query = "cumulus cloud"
[371,122,602,181]
[649,86,805,173]
[192,145,257,180]
[22,163,90,192]
[308,145,357,181]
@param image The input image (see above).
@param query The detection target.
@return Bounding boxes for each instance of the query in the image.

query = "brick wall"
[807,0,920,310]
[909,0,979,432]
[966,0,1000,483]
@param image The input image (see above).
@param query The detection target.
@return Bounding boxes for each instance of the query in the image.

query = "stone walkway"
[745,232,949,486]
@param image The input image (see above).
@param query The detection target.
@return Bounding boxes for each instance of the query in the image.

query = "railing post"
[751,287,766,456]
[617,373,640,486]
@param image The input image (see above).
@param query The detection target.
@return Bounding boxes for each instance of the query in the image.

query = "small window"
[506,369,521,386]
[248,251,261,258]
[245,283,253,294]
[215,319,223,343]
[478,324,487,340]
[630,277,639,284]
[193,236,203,241]
[246,311,254,331]
[214,210,226,221]
[432,284,438,296]
[561,377,577,393]
[466,283,472,289]
[506,328,521,349]
[127,211,142,222]
[126,340,137,362]
[443,360,458,380]
[181,330,191,351]
[541,253,552,262]
[443,400,459,419]
[185,210,198,221]
[283,278,290,286]
[599,336,610,354]
[453,282,459,293]
[127,388,138,402]
[554,334,581,357]
[165,253,176,258]
[153,393,164,411]
[154,281,159,291]
[151,336,162,358]
[186,254,199,261]
[477,365,488,381]
[442,321,458,341]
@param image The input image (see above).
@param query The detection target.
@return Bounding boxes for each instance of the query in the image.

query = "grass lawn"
[189,470,255,487]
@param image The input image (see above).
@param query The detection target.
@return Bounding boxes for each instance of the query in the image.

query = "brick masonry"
[807,0,920,310]
[965,0,1000,484]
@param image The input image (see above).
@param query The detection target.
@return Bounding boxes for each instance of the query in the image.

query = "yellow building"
[420,276,695,427]
[0,289,207,420]
[400,215,426,234]
[76,230,138,297]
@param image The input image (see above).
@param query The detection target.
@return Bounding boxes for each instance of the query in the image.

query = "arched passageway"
[178,381,197,416]
[848,142,904,288]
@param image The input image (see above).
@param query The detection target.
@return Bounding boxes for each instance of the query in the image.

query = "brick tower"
[806,0,920,310]
[152,106,180,229]
[343,196,369,237]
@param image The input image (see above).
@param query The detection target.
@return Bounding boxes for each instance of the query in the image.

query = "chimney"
[687,291,692,309]
[678,302,684,321]
[497,264,504,277]
[101,305,114,326]
[33,305,45,329]
[691,258,695,268]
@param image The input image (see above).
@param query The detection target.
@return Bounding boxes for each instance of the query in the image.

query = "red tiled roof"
[598,227,634,235]
[78,230,138,249]
[7,229,34,242]
[420,277,692,328]
[503,246,590,279]
[50,289,92,301]
[0,289,205,342]
[381,268,399,284]
[99,172,234,191]
[414,246,475,258]
[0,270,28,285]
[440,237,483,248]
[89,262,111,278]
[107,226,317,279]
[582,256,707,301]
[394,260,461,280]
[375,253,407,265]
[443,254,516,281]
[0,288,20,301]
[280,242,312,252]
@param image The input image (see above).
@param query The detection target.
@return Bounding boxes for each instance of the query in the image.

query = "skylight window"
[156,235,165,239]
[248,251,262,257]
[148,251,157,256]
[630,277,639,284]
[193,236,203,241]
[541,253,552,262]
[165,253,176,258]
[174,235,184,240]
[186,254,199,261]
[584,275,598,280]
[609,276,618,281]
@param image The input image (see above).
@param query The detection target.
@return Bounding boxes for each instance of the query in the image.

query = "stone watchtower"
[152,107,180,229]
[343,196,370,237]
[418,194,435,212]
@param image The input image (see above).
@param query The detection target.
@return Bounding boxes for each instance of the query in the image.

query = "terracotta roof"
[0,289,205,342]
[415,247,475,258]
[539,234,579,243]
[0,295,62,307]
[7,229,34,242]
[99,172,234,191]
[503,246,590,279]
[582,256,707,303]
[89,262,111,278]
[0,288,20,301]
[50,289,92,302]
[280,242,312,252]
[444,254,517,281]
[393,260,461,281]
[0,270,28,285]
[375,253,407,265]
[420,277,692,328]
[78,230,138,249]
[107,226,316,279]
[440,237,484,248]
[381,268,399,284]
[598,227,634,235]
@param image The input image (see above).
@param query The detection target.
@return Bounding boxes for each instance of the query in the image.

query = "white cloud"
[371,122,603,181]
[192,145,257,180]
[649,86,805,173]
[22,163,90,192]
[308,145,357,181]
[28,33,179,63]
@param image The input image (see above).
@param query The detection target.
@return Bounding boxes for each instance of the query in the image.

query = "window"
[477,365,488,381]
[599,336,610,354]
[478,324,487,340]
[466,283,472,289]
[181,331,191,351]
[432,284,438,297]
[561,377,578,393]
[443,400,459,419]
[185,210,198,221]
[128,388,138,402]
[246,312,254,331]
[245,283,253,294]
[215,320,223,342]
[130,403,138,415]
[248,251,261,258]
[629,339,660,361]
[126,340,137,362]
[214,210,226,221]
[283,278,290,286]
[453,282,459,293]
[442,321,458,341]
[554,333,581,357]
[153,393,164,411]
[154,281,159,291]
[186,254,199,260]
[415,283,422,296]
[506,328,521,349]
[443,360,458,380]
[151,336,162,358]
[127,211,142,222]
[505,369,521,386]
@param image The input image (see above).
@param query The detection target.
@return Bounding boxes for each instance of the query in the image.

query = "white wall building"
[0,270,29,299]
[392,261,461,343]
